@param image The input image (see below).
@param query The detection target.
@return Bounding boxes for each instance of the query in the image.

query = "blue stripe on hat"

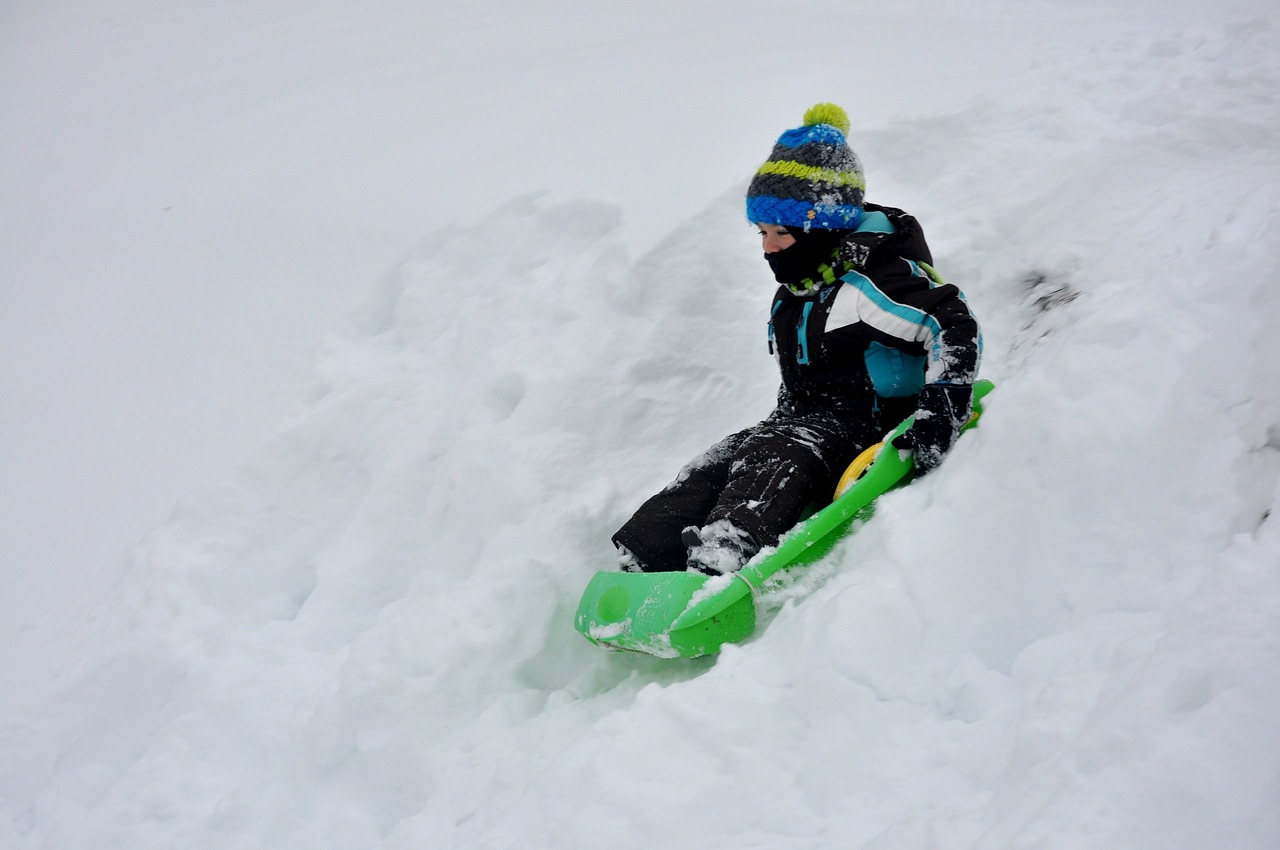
[746,195,863,230]
[775,124,848,148]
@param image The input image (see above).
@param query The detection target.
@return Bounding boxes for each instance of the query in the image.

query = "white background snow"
[3,0,1279,847]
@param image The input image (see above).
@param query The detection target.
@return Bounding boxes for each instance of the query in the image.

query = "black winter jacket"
[767,203,981,419]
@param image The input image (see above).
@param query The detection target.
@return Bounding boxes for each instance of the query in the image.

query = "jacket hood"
[838,203,933,271]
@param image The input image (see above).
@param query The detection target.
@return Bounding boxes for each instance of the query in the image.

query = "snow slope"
[4,1,1280,848]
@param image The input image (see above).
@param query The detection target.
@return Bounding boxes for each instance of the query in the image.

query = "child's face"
[755,222,796,254]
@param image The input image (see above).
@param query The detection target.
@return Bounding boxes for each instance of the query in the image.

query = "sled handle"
[833,380,994,500]
[833,441,884,500]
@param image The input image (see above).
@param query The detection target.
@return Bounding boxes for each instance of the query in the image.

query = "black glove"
[891,383,973,474]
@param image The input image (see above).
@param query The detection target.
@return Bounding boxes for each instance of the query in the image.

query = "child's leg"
[611,428,751,571]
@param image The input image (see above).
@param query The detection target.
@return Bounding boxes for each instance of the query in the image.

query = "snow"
[3,0,1280,847]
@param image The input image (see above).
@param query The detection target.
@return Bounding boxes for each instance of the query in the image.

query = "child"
[613,104,981,574]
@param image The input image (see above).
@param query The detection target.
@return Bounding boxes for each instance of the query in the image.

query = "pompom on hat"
[746,103,865,232]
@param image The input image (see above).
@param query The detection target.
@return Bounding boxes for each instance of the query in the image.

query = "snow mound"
[4,9,1280,850]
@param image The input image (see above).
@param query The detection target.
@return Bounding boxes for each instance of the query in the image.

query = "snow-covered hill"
[3,1,1279,848]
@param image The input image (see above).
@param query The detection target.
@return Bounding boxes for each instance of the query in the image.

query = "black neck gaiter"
[764,228,843,290]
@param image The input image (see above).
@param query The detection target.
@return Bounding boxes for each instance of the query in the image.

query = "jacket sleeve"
[841,259,981,386]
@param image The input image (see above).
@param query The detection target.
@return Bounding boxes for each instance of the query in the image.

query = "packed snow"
[3,1,1279,848]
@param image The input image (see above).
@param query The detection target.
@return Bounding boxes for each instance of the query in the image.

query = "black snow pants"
[612,409,881,572]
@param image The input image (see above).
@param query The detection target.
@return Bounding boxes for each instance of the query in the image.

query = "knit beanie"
[745,103,865,232]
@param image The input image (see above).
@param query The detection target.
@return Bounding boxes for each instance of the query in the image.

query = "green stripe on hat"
[756,160,865,190]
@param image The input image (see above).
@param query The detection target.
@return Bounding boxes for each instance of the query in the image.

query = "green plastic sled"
[574,380,994,658]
